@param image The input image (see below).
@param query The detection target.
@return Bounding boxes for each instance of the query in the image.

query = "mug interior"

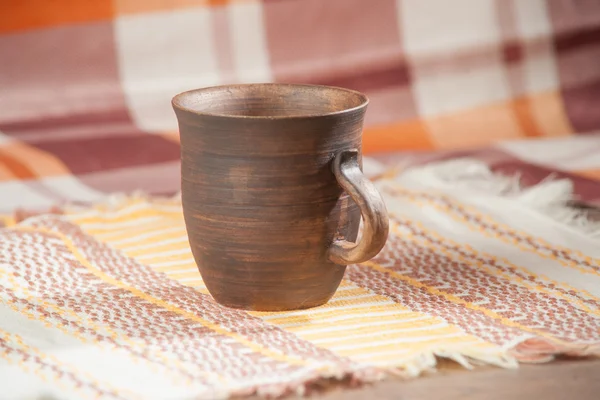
[172,83,368,118]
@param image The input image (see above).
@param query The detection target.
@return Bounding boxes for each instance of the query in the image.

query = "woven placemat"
[1,159,599,399]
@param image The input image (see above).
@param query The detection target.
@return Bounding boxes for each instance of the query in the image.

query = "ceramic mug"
[172,83,389,311]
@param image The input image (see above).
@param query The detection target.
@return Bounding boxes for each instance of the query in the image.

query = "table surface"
[254,357,600,400]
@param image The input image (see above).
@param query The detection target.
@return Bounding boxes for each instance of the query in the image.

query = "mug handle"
[328,149,389,265]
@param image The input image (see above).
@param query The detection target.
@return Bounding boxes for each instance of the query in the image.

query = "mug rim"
[171,83,369,120]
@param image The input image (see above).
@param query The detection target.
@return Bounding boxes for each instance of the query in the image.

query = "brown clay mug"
[172,83,389,311]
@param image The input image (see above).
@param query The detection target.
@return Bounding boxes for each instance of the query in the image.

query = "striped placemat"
[1,159,599,399]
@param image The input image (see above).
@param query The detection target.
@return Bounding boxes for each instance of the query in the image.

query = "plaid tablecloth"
[1,0,599,214]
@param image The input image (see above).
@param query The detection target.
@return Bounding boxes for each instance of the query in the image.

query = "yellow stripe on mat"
[249,285,494,362]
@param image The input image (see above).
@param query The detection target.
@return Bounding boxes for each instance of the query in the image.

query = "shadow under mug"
[172,83,389,311]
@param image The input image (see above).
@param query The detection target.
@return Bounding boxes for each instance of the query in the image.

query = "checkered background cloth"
[1,0,599,214]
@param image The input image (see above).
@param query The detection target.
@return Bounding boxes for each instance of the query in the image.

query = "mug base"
[201,268,345,312]
[207,289,338,312]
